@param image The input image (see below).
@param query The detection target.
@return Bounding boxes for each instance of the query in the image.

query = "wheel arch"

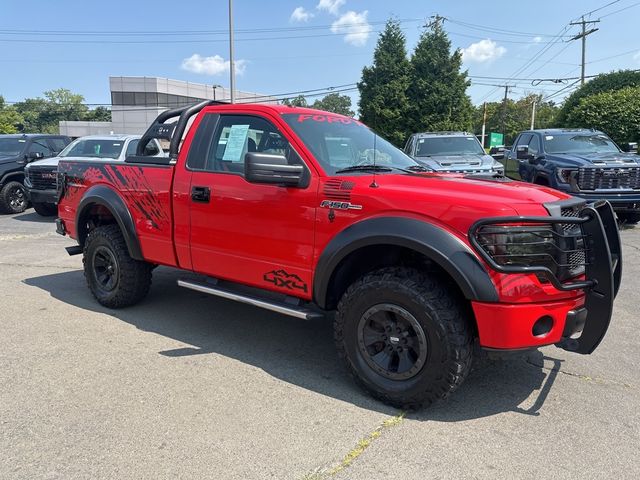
[313,217,498,310]
[0,171,25,186]
[76,185,143,260]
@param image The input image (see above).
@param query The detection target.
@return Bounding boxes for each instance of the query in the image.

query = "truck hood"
[344,173,570,235]
[27,157,61,168]
[0,154,20,165]
[547,151,640,167]
[415,153,499,172]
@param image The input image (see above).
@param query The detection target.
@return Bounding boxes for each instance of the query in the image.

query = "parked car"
[24,134,163,216]
[404,131,504,174]
[489,145,510,161]
[55,102,620,409]
[0,134,70,214]
[505,128,640,223]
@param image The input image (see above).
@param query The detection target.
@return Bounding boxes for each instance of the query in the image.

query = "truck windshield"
[544,133,620,154]
[416,136,485,156]
[59,139,125,159]
[0,138,27,156]
[281,113,420,175]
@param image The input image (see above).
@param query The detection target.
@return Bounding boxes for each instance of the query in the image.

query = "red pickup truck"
[56,101,621,408]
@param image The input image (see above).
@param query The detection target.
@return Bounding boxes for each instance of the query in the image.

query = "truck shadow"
[12,211,55,223]
[24,267,559,420]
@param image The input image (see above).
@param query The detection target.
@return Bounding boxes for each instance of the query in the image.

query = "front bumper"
[26,187,57,205]
[470,201,621,354]
[555,185,640,211]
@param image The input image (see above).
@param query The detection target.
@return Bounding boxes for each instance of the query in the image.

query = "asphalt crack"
[525,357,633,389]
[302,412,405,479]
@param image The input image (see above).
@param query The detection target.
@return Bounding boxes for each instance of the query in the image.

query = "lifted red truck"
[56,101,621,408]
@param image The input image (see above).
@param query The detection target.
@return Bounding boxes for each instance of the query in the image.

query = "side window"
[528,135,540,156]
[200,115,302,174]
[29,139,53,157]
[125,140,139,157]
[48,138,68,154]
[404,137,414,155]
[516,134,532,148]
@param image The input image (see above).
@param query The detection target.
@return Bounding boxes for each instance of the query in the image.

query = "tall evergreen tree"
[357,20,411,147]
[407,20,473,133]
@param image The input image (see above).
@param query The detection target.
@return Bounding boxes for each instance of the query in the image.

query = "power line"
[598,0,640,18]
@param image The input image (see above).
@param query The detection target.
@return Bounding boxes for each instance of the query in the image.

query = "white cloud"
[290,6,313,22]
[331,10,371,47]
[533,36,543,43]
[317,0,345,16]
[461,39,507,63]
[181,54,247,76]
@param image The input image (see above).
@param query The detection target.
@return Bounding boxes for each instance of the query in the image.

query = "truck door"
[185,112,318,299]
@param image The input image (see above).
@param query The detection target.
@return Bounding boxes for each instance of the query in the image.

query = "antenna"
[370,68,379,188]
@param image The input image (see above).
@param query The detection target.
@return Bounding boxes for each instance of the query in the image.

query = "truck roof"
[412,132,475,138]
[73,134,142,141]
[524,128,604,135]
[0,133,68,139]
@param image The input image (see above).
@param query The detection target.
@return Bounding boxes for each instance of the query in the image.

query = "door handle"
[191,186,211,203]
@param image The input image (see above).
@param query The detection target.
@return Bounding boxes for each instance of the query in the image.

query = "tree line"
[0,88,110,134]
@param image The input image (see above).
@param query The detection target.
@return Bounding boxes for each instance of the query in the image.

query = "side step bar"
[177,279,324,320]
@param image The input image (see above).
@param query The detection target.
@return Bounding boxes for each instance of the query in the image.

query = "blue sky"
[1,0,638,110]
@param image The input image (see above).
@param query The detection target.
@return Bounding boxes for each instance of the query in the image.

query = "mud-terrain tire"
[32,202,58,217]
[83,225,152,308]
[334,267,473,409]
[617,212,640,225]
[0,181,28,214]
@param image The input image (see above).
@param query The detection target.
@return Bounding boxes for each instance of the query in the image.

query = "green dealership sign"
[489,132,504,148]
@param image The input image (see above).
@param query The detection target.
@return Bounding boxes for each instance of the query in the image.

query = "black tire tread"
[83,224,152,308]
[334,267,473,410]
[0,181,28,214]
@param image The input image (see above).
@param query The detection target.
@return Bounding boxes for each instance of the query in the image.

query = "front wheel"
[0,181,28,214]
[83,224,152,308]
[32,202,58,217]
[334,267,473,409]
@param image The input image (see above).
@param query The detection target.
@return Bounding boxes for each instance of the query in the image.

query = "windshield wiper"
[403,165,431,172]
[335,165,394,174]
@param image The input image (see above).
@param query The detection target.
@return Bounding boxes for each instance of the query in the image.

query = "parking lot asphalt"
[0,211,638,480]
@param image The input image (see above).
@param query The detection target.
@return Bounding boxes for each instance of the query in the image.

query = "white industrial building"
[60,76,277,137]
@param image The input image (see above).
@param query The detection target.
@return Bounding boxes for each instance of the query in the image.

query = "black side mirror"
[516,146,530,160]
[623,142,638,153]
[245,152,305,187]
[25,151,44,163]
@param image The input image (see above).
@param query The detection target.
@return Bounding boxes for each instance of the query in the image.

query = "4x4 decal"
[263,269,308,293]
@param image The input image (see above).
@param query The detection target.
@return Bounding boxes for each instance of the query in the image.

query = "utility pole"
[530,100,537,130]
[501,85,514,140]
[228,0,236,103]
[481,102,487,148]
[569,16,600,85]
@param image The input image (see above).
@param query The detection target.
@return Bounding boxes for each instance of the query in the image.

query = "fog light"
[532,315,554,337]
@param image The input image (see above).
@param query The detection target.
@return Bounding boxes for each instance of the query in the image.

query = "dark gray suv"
[404,131,504,174]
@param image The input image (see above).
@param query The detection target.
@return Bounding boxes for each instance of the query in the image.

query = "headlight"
[475,224,585,282]
[556,168,578,184]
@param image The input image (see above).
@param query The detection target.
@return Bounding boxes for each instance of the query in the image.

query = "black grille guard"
[469,200,622,354]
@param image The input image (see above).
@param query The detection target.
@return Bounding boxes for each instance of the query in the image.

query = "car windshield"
[416,136,485,156]
[543,133,620,154]
[281,113,420,175]
[59,138,125,159]
[0,138,27,156]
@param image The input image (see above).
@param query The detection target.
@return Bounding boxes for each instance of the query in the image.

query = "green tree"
[357,19,411,146]
[13,88,89,133]
[407,20,473,134]
[558,70,640,124]
[473,94,558,145]
[311,93,354,116]
[0,96,25,134]
[282,95,308,107]
[564,86,640,145]
[85,106,112,122]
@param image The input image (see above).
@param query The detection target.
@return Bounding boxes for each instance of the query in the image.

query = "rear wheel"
[32,202,58,217]
[0,181,28,214]
[617,212,640,225]
[83,224,152,308]
[334,267,473,409]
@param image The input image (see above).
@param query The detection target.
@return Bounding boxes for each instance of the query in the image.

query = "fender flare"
[313,217,499,309]
[0,170,25,186]
[75,185,143,260]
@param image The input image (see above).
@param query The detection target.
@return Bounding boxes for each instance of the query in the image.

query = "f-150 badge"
[320,200,362,210]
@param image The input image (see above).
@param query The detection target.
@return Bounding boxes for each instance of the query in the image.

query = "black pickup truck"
[0,134,70,214]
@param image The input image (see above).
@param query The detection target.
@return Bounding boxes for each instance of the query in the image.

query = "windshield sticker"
[296,114,361,125]
[418,139,424,143]
[18,139,26,142]
[222,124,250,162]
[545,136,554,140]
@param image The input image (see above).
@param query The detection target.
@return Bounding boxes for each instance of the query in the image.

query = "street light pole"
[228,0,235,103]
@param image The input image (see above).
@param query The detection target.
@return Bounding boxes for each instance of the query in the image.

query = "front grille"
[558,205,587,279]
[28,167,57,190]
[578,167,640,190]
